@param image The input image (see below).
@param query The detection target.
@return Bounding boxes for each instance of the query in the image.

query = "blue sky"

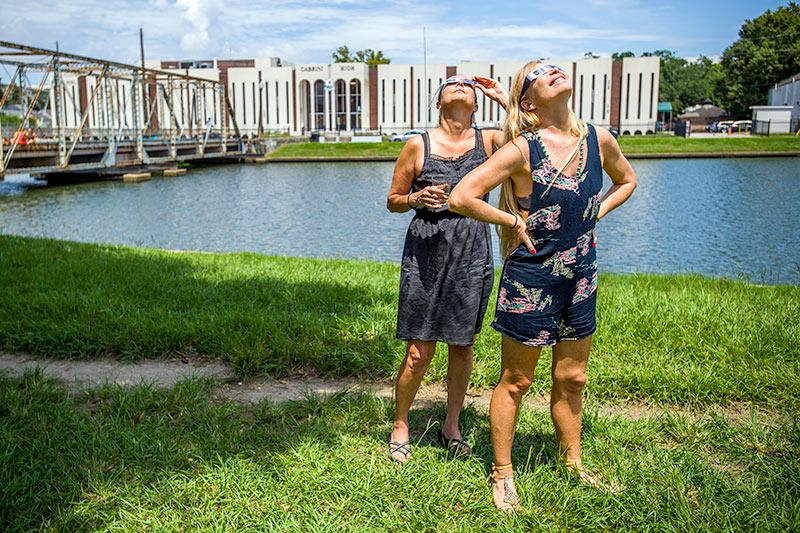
[0,0,789,65]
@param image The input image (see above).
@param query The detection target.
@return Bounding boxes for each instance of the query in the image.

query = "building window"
[241,83,247,124]
[417,78,421,123]
[275,81,280,124]
[427,79,432,123]
[392,79,396,123]
[285,81,290,127]
[482,93,486,122]
[313,79,325,130]
[579,75,584,118]
[335,79,347,131]
[649,73,655,118]
[381,79,386,122]
[264,80,270,125]
[403,79,407,124]
[637,73,642,120]
[602,74,607,120]
[625,73,630,120]
[252,82,256,125]
[590,75,595,121]
[350,79,361,130]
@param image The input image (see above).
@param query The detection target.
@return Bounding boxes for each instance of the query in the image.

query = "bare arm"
[596,128,637,220]
[386,136,447,212]
[449,138,536,252]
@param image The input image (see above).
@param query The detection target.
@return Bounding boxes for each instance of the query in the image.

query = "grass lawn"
[267,141,402,158]
[617,134,800,153]
[1,235,798,408]
[1,371,798,530]
[266,135,800,159]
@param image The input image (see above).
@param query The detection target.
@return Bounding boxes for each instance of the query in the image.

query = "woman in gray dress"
[386,75,509,462]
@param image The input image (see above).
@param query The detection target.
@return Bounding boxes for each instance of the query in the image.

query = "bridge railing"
[0,40,246,176]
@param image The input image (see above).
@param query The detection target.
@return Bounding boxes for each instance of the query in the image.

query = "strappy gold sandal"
[491,463,521,513]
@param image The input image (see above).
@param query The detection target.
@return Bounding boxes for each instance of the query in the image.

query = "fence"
[752,119,800,136]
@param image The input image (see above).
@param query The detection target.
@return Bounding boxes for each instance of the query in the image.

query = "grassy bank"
[2,371,798,531]
[1,235,798,407]
[265,135,800,159]
[267,141,401,158]
[617,134,800,154]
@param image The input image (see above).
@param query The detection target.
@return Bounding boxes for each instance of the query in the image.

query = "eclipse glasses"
[520,65,566,98]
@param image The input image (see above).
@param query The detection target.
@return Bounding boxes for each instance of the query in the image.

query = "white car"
[390,130,426,142]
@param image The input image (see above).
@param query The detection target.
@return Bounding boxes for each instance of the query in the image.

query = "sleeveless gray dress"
[396,128,494,346]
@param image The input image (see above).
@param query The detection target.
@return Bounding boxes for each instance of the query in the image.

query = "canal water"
[1,158,798,285]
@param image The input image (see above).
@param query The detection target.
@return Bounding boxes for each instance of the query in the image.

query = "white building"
[769,73,800,122]
[144,55,662,136]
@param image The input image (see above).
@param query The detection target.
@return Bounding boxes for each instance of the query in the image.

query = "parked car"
[715,120,734,132]
[390,130,425,142]
[730,120,752,133]
[608,127,620,139]
[705,121,719,132]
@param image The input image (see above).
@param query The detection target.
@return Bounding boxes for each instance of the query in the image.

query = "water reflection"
[0,158,798,285]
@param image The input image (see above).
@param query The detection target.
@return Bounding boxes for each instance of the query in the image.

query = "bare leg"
[443,343,473,441]
[550,336,592,466]
[489,335,542,510]
[391,339,436,462]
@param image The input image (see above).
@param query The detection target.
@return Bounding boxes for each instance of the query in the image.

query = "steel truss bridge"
[0,40,253,178]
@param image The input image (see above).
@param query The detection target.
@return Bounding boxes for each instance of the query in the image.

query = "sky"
[0,0,790,66]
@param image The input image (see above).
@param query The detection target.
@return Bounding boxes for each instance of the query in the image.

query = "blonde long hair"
[497,60,588,258]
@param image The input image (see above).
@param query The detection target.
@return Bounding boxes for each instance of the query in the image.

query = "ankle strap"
[492,463,513,471]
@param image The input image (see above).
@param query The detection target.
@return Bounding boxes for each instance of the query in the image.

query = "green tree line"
[616,2,800,117]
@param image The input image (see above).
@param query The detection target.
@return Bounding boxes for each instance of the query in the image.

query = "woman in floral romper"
[450,60,637,512]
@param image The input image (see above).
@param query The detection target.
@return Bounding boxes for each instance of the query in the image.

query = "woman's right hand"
[510,214,536,254]
[410,184,449,209]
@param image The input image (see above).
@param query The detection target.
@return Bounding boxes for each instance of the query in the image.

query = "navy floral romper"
[491,124,603,347]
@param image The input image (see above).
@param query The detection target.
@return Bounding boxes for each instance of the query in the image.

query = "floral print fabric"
[491,125,604,347]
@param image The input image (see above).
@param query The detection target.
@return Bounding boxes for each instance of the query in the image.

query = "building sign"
[300,66,324,72]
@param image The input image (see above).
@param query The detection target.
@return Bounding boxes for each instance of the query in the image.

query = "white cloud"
[0,0,705,66]
[175,0,223,55]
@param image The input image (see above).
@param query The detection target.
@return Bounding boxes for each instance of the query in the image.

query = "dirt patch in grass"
[0,352,783,425]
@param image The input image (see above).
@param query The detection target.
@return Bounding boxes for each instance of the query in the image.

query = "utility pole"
[423,26,427,130]
[139,28,149,133]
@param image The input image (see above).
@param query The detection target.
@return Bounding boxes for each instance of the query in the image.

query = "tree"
[612,51,635,60]
[332,45,390,66]
[331,45,353,63]
[720,2,800,117]
[651,50,724,113]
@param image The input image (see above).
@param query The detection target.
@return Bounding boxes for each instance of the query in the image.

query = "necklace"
[532,127,585,177]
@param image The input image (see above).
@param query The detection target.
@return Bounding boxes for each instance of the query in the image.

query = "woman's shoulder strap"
[421,131,430,159]
[585,123,601,160]
[520,130,541,167]
[473,127,488,156]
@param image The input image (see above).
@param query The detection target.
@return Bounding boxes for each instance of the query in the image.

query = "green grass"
[617,134,800,153]
[1,370,798,531]
[266,135,800,159]
[1,235,798,408]
[0,113,23,126]
[267,141,401,158]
